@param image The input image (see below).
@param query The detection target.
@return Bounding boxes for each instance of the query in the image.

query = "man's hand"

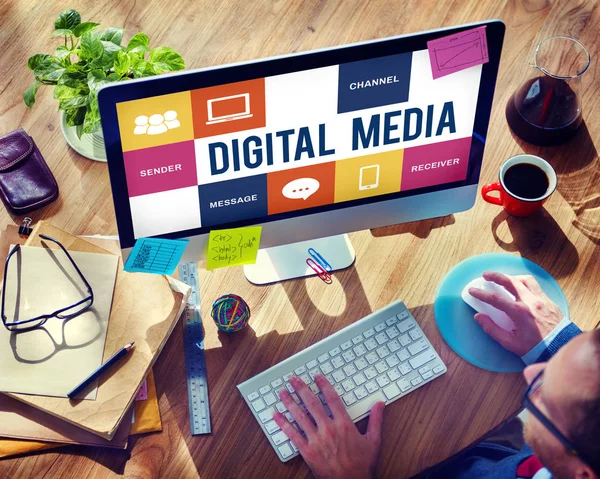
[468,271,564,356]
[272,374,385,479]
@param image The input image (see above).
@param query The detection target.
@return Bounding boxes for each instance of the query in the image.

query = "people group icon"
[134,110,181,135]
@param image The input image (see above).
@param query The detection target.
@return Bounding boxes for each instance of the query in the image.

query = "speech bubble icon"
[282,177,320,200]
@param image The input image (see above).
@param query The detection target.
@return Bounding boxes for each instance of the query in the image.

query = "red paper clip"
[306,258,332,284]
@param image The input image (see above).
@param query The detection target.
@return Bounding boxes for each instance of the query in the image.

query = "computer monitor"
[99,20,505,284]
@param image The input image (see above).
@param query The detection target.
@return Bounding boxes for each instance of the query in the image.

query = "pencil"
[68,342,135,399]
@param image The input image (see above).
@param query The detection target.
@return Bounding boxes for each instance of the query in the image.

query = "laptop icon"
[206,93,253,125]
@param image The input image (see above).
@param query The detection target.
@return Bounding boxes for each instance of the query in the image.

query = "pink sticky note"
[135,380,148,401]
[427,26,489,79]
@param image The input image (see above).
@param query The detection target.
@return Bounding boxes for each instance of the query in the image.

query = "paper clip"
[308,248,332,272]
[306,258,332,284]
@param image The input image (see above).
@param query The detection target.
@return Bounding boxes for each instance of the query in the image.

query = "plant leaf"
[54,9,81,30]
[126,32,149,52]
[82,95,101,135]
[33,56,64,82]
[27,54,53,71]
[131,59,156,78]
[148,46,185,73]
[55,45,71,60]
[113,50,130,77]
[94,40,122,69]
[107,72,121,82]
[58,64,88,89]
[59,95,88,110]
[80,32,104,60]
[54,83,88,101]
[23,81,41,108]
[65,106,86,127]
[51,29,73,37]
[97,27,124,45]
[72,22,99,38]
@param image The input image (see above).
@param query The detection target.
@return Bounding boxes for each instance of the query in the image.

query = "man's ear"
[574,465,597,479]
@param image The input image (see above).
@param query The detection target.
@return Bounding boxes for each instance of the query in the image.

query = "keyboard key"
[399,334,411,346]
[353,372,367,386]
[320,361,334,375]
[411,377,424,387]
[354,357,368,370]
[398,378,411,392]
[364,366,378,379]
[265,420,281,434]
[305,359,318,370]
[376,345,391,359]
[309,369,320,381]
[397,349,410,362]
[247,391,259,401]
[355,385,368,400]
[365,381,378,393]
[290,441,298,453]
[259,407,276,423]
[375,361,389,374]
[386,328,400,340]
[291,393,301,404]
[343,392,357,406]
[375,322,387,332]
[334,384,344,396]
[264,393,277,406]
[397,319,415,333]
[342,350,356,362]
[353,344,367,356]
[410,329,423,340]
[326,374,335,385]
[364,338,378,351]
[366,352,379,364]
[397,310,409,320]
[419,366,431,374]
[376,375,390,387]
[332,356,345,369]
[422,371,434,380]
[388,339,401,352]
[341,341,353,351]
[343,364,357,376]
[409,350,437,369]
[386,316,399,326]
[342,379,356,392]
[332,370,346,383]
[386,355,400,368]
[363,328,376,339]
[272,430,289,446]
[278,443,294,459]
[309,383,320,394]
[271,378,284,389]
[294,365,307,375]
[276,402,287,413]
[286,383,295,393]
[399,363,412,375]
[387,368,401,382]
[318,354,329,364]
[329,347,341,357]
[275,386,286,396]
[346,390,386,419]
[284,412,293,422]
[375,333,388,345]
[252,398,266,412]
[433,365,445,374]
[383,383,401,400]
[259,385,271,395]
[300,374,312,385]
[352,335,364,344]
[408,339,429,356]
[283,372,293,382]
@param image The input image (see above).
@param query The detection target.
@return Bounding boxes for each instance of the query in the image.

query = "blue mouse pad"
[434,253,569,373]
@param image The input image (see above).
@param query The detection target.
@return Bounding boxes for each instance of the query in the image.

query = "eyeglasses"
[523,369,596,472]
[1,234,94,332]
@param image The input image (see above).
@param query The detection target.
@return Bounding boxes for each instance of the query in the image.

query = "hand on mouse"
[468,271,564,356]
[272,374,385,479]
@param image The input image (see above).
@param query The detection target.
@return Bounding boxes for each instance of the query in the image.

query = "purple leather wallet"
[0,128,59,215]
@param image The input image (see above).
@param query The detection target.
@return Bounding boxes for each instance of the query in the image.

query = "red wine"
[504,163,549,199]
[506,76,582,146]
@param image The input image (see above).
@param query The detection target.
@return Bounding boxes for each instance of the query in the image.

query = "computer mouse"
[461,277,516,331]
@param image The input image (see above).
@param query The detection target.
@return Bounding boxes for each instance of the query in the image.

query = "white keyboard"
[237,300,447,462]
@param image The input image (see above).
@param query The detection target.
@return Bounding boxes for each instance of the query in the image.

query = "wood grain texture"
[1,0,599,477]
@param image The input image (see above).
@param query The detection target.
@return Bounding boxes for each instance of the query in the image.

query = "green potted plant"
[23,9,185,162]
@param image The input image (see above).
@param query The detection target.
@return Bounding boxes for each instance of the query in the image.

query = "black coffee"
[504,163,549,199]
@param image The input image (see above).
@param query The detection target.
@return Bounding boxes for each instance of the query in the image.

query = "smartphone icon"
[359,165,380,190]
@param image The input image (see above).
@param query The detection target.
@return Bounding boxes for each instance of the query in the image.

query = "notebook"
[3,222,190,440]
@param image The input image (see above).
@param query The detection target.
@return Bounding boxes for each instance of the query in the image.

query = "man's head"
[523,330,600,479]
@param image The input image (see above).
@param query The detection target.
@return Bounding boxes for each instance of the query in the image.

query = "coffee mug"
[481,154,557,217]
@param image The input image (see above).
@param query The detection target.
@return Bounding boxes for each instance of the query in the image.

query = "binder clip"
[18,217,33,237]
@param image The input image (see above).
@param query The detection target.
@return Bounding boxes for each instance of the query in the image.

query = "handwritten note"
[427,26,489,79]
[206,226,262,270]
[124,237,189,275]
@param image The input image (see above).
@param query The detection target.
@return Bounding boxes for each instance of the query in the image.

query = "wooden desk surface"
[1,0,599,477]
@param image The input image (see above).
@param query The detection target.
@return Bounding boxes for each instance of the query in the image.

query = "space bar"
[346,391,387,421]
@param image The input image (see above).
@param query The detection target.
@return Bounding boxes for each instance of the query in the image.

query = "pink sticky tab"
[135,380,148,401]
[427,26,489,79]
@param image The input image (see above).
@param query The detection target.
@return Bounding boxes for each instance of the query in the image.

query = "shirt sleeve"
[520,318,582,365]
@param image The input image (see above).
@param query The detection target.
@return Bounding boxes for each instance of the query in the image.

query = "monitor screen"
[100,21,504,249]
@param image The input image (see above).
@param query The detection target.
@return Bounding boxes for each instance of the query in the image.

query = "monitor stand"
[243,234,356,285]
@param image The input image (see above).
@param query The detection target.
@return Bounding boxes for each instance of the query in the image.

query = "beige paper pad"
[0,245,118,398]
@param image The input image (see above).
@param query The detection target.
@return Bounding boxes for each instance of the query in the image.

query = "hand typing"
[273,374,385,479]
[468,271,564,356]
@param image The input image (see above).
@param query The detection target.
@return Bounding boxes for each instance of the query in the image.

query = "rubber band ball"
[211,294,251,333]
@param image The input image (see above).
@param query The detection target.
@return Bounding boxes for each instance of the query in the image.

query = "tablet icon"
[206,93,253,125]
[282,178,320,200]
[359,164,380,190]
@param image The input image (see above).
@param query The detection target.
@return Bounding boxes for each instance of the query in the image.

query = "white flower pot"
[60,111,107,162]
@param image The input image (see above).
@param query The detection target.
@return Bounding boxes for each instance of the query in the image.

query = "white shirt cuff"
[521,317,572,365]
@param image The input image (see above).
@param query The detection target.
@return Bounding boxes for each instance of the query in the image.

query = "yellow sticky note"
[206,226,262,270]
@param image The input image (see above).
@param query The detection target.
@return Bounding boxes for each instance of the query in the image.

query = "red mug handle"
[481,182,504,206]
